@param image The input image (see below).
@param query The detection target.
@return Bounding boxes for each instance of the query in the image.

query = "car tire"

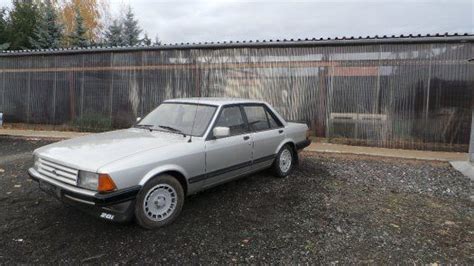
[272,144,295,178]
[134,174,184,229]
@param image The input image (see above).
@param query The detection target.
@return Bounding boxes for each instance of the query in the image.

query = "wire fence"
[0,39,472,151]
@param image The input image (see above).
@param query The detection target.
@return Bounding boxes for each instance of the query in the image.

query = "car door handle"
[243,136,250,140]
[278,129,284,134]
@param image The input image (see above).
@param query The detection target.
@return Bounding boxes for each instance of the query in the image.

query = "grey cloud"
[1,0,471,43]
[127,0,472,43]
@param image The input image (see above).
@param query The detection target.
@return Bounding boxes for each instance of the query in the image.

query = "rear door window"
[243,105,270,131]
[266,109,281,128]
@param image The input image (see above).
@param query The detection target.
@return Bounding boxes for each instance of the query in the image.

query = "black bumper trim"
[295,139,311,150]
[84,186,141,207]
[28,170,141,207]
[28,170,39,181]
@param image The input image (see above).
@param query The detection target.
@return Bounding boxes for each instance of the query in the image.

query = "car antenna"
[188,97,200,143]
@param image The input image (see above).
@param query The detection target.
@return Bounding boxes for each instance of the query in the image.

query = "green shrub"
[72,113,113,132]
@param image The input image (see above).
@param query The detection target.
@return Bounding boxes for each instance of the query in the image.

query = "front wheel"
[272,144,295,178]
[134,175,184,229]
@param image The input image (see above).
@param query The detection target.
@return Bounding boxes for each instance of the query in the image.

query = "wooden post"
[470,108,474,163]
[52,71,57,124]
[79,55,85,119]
[109,53,114,121]
[68,72,75,121]
[27,71,31,123]
[1,72,4,113]
[317,66,327,137]
[468,59,474,163]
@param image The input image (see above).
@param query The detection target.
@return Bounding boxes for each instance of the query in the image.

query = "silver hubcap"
[143,184,177,221]
[279,148,292,173]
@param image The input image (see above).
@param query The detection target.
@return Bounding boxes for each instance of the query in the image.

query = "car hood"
[35,128,188,171]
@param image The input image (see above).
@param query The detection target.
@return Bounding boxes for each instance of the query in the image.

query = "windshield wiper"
[157,125,186,137]
[134,124,154,131]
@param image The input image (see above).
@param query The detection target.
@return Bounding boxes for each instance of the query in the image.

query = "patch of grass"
[71,113,113,132]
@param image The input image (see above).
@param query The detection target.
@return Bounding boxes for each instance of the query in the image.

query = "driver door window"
[205,105,252,187]
[212,106,248,137]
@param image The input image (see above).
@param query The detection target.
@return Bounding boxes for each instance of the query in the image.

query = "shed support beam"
[470,108,474,163]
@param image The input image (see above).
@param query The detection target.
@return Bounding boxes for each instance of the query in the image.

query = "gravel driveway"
[0,136,472,264]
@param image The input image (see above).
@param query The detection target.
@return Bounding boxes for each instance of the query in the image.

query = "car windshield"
[137,103,217,136]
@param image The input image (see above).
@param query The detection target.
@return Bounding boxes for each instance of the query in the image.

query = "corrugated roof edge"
[0,32,472,57]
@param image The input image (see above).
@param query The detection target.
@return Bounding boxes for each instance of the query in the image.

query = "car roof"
[164,97,267,106]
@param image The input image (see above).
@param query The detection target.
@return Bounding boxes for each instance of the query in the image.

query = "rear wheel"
[272,144,295,177]
[134,175,184,229]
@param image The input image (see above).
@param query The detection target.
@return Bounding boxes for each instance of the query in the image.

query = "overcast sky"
[1,0,473,43]
[111,0,473,43]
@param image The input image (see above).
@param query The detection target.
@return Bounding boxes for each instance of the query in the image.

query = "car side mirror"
[213,127,230,138]
[136,117,141,122]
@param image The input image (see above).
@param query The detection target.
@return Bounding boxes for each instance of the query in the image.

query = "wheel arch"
[275,139,298,163]
[275,138,296,154]
[159,170,188,196]
[139,165,189,195]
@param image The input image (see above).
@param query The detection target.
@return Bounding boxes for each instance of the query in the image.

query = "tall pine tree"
[141,33,151,46]
[7,0,40,50]
[104,19,124,46]
[121,6,141,46]
[69,7,89,47]
[153,35,161,45]
[0,8,9,50]
[29,0,63,49]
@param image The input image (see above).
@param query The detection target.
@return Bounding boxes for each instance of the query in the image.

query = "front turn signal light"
[98,174,117,193]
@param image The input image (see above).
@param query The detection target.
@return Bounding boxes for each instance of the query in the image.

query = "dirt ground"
[0,136,472,264]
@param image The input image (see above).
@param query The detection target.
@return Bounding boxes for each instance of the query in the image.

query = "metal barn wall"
[0,37,472,151]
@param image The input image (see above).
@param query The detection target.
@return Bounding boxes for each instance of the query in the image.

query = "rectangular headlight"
[78,171,99,190]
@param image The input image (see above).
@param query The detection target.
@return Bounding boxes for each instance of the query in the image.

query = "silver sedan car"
[28,98,311,229]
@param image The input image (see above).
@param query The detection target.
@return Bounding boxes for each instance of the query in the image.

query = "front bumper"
[28,168,141,223]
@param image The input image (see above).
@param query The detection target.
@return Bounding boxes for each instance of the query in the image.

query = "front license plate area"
[39,181,62,199]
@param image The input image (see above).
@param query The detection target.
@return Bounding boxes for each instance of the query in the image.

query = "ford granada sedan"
[28,98,311,229]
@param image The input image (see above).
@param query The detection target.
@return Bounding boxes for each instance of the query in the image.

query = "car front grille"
[37,158,78,185]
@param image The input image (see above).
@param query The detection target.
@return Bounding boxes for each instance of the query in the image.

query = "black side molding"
[253,154,276,164]
[188,155,276,184]
[189,160,252,184]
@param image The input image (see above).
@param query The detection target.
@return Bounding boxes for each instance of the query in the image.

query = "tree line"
[0,0,159,51]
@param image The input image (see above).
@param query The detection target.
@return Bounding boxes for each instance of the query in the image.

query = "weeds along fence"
[0,35,472,151]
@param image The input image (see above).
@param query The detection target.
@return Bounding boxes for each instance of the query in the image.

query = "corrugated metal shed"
[0,33,472,152]
[0,32,472,56]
